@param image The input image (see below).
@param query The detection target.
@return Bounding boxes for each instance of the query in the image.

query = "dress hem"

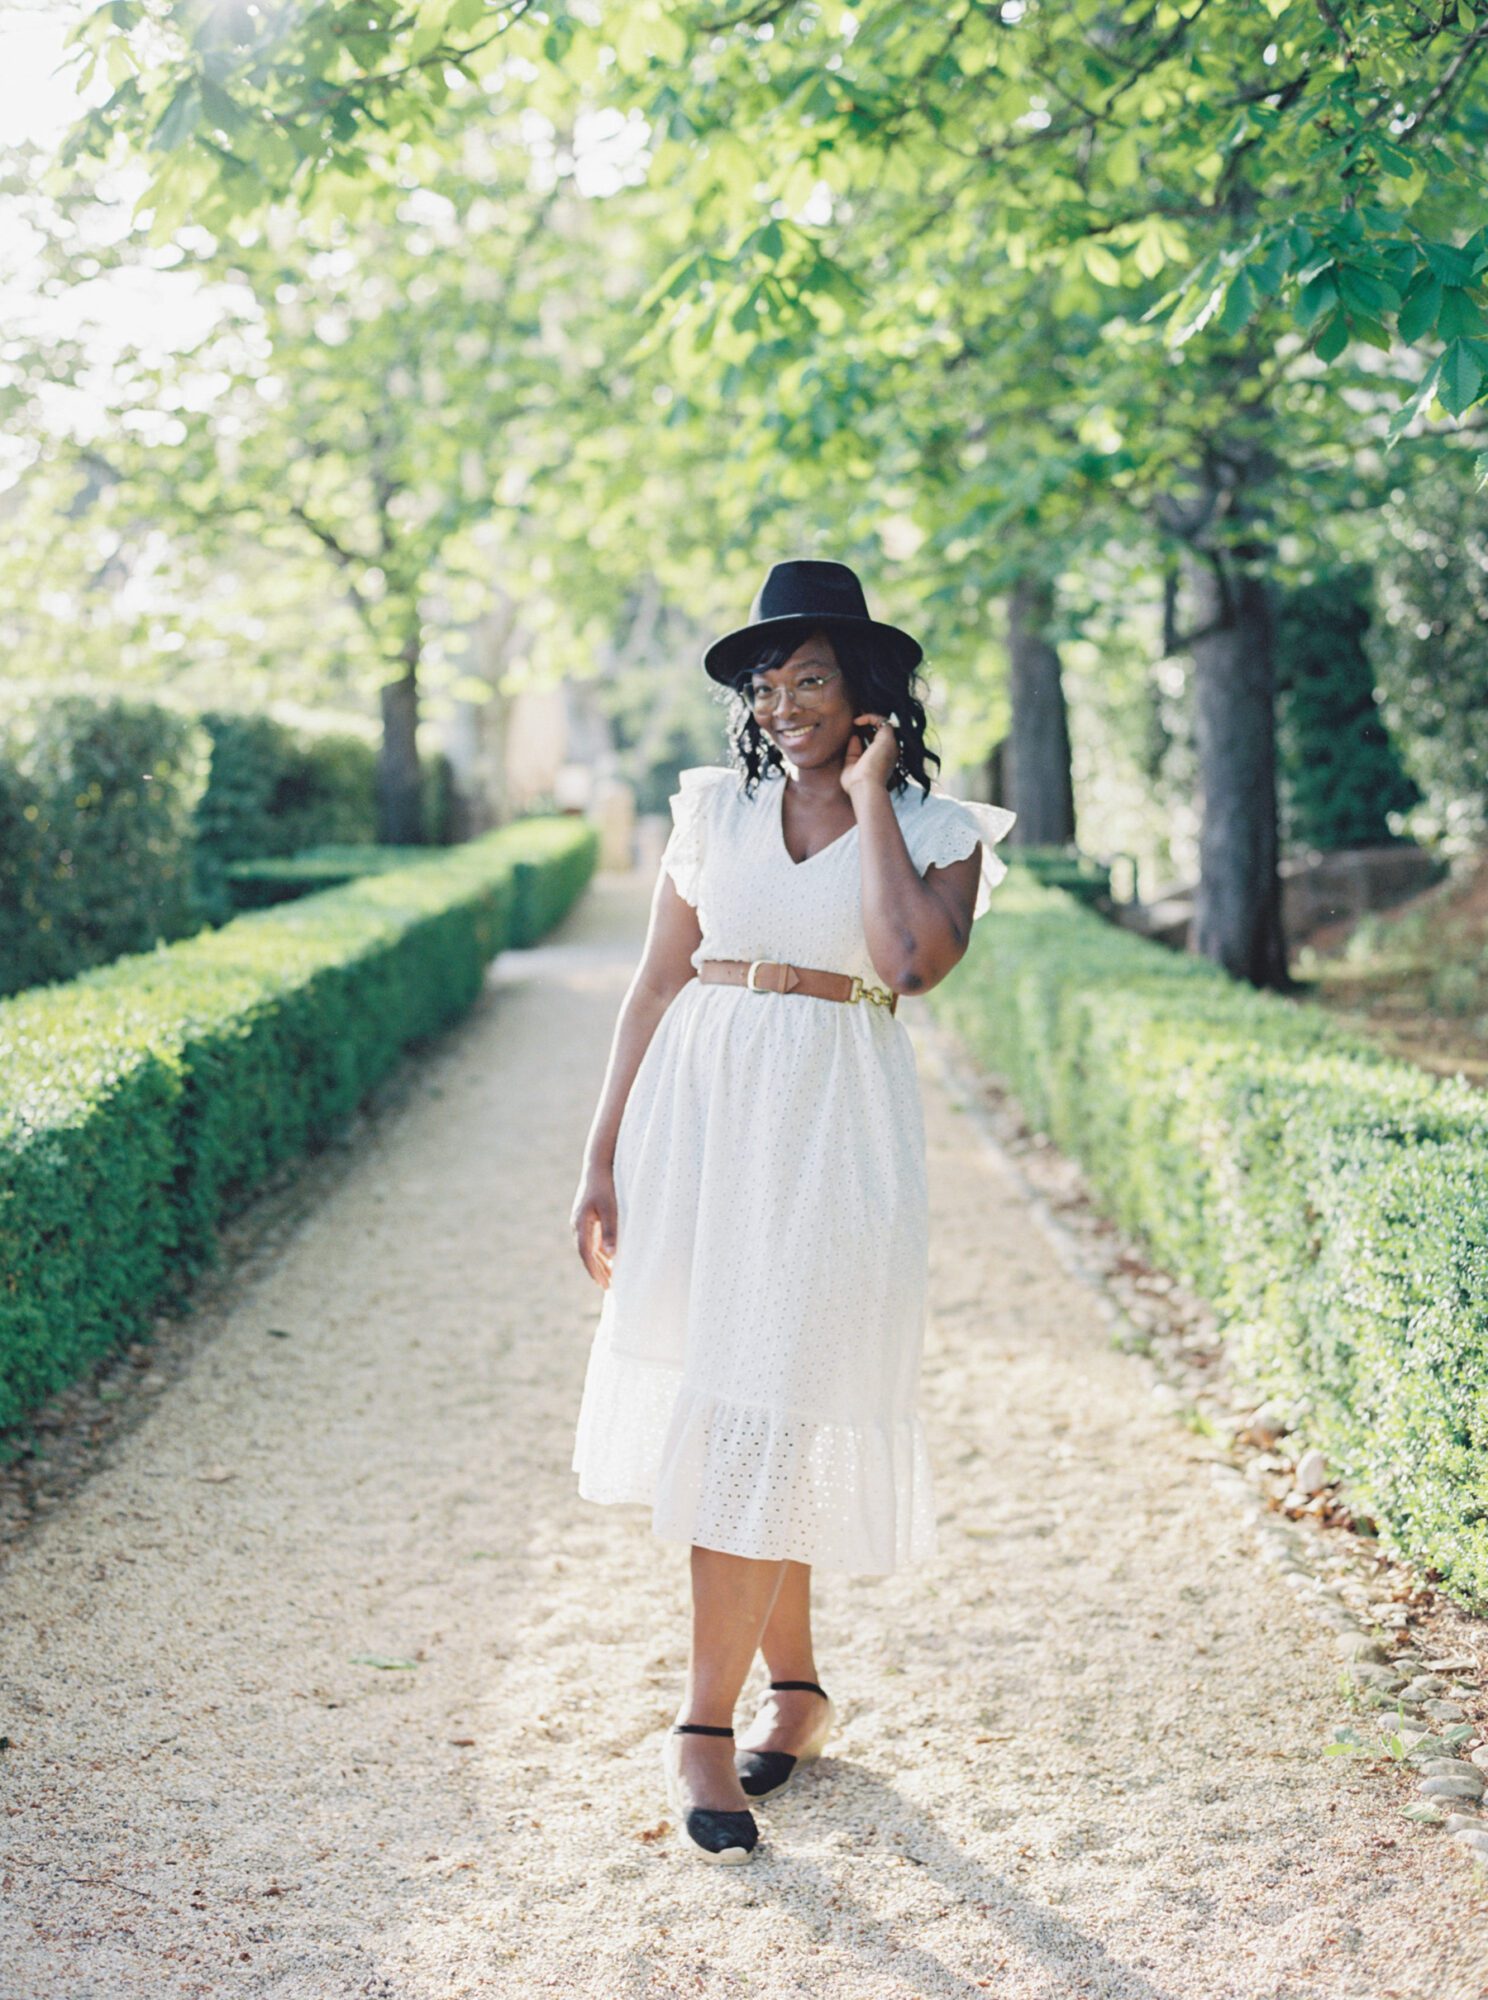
[572,1337,938,1577]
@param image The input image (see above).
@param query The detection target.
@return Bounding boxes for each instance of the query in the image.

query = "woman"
[569,558,1016,1865]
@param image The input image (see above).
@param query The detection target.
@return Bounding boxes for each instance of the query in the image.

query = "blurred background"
[3,0,1488,1042]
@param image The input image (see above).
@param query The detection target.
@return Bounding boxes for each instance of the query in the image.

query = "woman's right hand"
[571,1164,618,1289]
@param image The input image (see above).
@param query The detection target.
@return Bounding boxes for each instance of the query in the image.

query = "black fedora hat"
[702,559,923,686]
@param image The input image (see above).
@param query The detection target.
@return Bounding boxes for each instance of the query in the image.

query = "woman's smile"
[773,721,816,748]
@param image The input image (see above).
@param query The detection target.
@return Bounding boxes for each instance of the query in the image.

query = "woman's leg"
[673,1544,787,1811]
[759,1559,817,1679]
[741,1559,829,1755]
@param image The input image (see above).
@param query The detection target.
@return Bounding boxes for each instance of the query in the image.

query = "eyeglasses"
[744,669,844,716]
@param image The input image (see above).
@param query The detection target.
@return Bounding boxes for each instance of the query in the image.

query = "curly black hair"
[719,624,941,798]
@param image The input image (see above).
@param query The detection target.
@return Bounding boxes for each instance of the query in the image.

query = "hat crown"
[701,555,922,683]
[749,559,871,627]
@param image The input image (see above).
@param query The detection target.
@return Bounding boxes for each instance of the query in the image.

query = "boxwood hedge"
[225,845,434,910]
[0,815,597,1433]
[930,870,1488,1608]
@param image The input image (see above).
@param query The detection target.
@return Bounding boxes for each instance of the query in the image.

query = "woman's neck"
[783,761,848,805]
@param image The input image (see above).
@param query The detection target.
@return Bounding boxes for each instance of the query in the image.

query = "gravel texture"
[2,873,1485,2000]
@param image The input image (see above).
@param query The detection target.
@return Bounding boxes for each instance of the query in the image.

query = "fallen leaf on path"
[348,1655,418,1671]
[636,1821,670,1842]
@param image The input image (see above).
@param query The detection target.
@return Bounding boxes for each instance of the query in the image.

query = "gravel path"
[2,874,1483,2000]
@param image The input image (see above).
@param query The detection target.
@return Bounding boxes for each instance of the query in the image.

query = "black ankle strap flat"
[737,1683,837,1802]
[663,1723,759,1862]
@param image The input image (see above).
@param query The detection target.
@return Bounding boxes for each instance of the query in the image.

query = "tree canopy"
[19,0,1488,958]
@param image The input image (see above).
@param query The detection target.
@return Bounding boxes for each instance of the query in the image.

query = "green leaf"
[1219,266,1255,333]
[151,81,200,154]
[1425,241,1476,287]
[1133,224,1167,280]
[1337,266,1402,317]
[1373,139,1415,180]
[349,1654,420,1670]
[1346,312,1393,352]
[1083,241,1123,286]
[637,248,701,313]
[1397,274,1443,343]
[1248,237,1292,298]
[1106,128,1141,188]
[1458,0,1475,28]
[1437,285,1487,339]
[1296,266,1339,328]
[198,78,245,138]
[1312,310,1348,361]
[1437,338,1483,415]
[1386,358,1442,442]
[408,0,453,64]
[755,220,786,263]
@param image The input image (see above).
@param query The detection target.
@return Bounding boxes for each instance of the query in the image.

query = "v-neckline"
[774,774,859,869]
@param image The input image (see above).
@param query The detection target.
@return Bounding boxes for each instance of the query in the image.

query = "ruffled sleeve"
[904,791,1018,921]
[659,764,734,909]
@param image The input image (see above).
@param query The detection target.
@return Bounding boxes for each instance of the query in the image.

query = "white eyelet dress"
[571,765,1017,1576]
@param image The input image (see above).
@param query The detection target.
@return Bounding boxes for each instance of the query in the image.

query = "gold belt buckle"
[746,959,774,993]
[847,975,894,1009]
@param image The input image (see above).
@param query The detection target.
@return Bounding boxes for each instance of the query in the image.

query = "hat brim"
[702,612,923,686]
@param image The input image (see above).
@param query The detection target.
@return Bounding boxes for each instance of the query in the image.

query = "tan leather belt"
[697,958,899,1014]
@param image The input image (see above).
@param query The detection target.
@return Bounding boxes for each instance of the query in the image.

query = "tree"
[13,109,623,839]
[602,0,1488,980]
[55,0,1488,973]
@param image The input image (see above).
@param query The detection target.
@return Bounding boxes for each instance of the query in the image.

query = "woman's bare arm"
[570,866,703,1286]
[843,715,980,996]
[854,790,979,996]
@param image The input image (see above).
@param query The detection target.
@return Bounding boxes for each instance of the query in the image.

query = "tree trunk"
[377,647,424,845]
[1184,548,1290,988]
[986,734,1009,809]
[1005,575,1075,846]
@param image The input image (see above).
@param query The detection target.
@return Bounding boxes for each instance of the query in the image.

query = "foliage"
[0,690,432,989]
[224,844,437,910]
[3,100,630,839]
[193,711,378,918]
[68,4,1488,419]
[1368,444,1488,846]
[0,812,598,1434]
[932,871,1488,1609]
[1003,846,1114,907]
[1274,567,1420,852]
[39,2,1488,867]
[0,694,209,996]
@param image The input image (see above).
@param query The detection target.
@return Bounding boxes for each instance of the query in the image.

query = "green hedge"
[225,845,435,910]
[507,816,606,946]
[194,714,457,922]
[1007,843,1113,908]
[0,816,597,1434]
[931,870,1488,1607]
[0,698,453,988]
[0,697,210,996]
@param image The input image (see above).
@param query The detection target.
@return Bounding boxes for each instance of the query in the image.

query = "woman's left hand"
[840,713,899,797]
